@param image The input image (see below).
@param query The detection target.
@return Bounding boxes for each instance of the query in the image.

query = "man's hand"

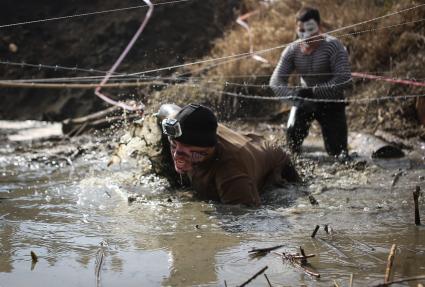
[291,87,317,113]
[290,87,314,107]
[296,87,314,99]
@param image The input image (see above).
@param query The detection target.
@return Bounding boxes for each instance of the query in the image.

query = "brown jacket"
[188,124,298,207]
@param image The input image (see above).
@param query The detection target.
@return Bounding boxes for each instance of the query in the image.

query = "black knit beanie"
[174,104,218,147]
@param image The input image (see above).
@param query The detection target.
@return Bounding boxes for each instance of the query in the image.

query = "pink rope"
[352,72,425,87]
[236,8,269,64]
[95,0,154,111]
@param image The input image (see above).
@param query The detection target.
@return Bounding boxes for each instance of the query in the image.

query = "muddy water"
[1,127,425,286]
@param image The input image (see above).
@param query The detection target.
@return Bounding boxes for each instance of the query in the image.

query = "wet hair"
[296,7,321,24]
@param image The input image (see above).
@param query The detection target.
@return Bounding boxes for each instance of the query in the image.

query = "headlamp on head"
[162,118,182,138]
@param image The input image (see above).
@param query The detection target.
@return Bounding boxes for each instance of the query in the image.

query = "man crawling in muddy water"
[160,103,300,207]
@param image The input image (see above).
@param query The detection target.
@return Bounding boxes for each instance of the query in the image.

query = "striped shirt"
[269,34,352,102]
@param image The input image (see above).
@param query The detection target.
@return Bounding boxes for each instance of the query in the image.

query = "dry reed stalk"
[414,186,421,225]
[238,266,268,287]
[384,244,397,283]
[311,225,320,238]
[264,273,273,287]
[372,275,425,287]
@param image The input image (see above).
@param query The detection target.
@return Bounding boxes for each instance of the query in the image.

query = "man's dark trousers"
[286,102,348,156]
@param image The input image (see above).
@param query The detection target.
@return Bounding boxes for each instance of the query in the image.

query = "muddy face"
[168,139,214,173]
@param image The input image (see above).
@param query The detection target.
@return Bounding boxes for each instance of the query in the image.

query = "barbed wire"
[0,77,422,106]
[3,74,423,94]
[0,60,112,75]
[0,76,354,90]
[1,15,424,84]
[170,82,425,104]
[179,17,425,78]
[0,3,423,106]
[128,3,425,76]
[0,80,159,89]
[0,0,195,29]
[215,91,425,104]
[5,70,425,84]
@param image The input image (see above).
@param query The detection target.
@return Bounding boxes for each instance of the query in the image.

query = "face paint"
[169,139,212,173]
[296,19,319,40]
[190,151,210,162]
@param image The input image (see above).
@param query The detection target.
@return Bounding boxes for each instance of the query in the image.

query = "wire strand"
[0,0,194,29]
[1,15,424,83]
[128,3,425,76]
[6,70,425,84]
[0,78,423,106]
[0,3,423,107]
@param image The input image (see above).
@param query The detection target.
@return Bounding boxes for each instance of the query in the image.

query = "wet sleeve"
[280,158,301,183]
[269,44,296,101]
[265,144,301,183]
[215,172,261,207]
[313,40,352,99]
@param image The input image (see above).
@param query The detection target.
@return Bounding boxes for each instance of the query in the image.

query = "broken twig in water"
[289,254,316,260]
[238,266,268,287]
[414,186,421,225]
[391,170,403,188]
[371,275,425,286]
[280,252,320,278]
[334,279,340,287]
[264,273,273,287]
[273,251,315,260]
[30,251,38,263]
[299,246,308,265]
[308,195,319,206]
[248,245,283,253]
[311,225,320,238]
[95,241,108,287]
[30,250,38,271]
[324,224,330,234]
[384,244,397,283]
[349,273,354,287]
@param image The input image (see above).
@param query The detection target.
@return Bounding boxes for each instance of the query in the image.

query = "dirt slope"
[0,0,241,120]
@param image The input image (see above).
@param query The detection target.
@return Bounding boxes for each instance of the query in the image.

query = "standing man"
[161,103,300,207]
[269,6,352,159]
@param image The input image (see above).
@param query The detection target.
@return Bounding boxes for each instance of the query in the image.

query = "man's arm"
[312,40,352,100]
[269,44,296,100]
[216,174,261,207]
